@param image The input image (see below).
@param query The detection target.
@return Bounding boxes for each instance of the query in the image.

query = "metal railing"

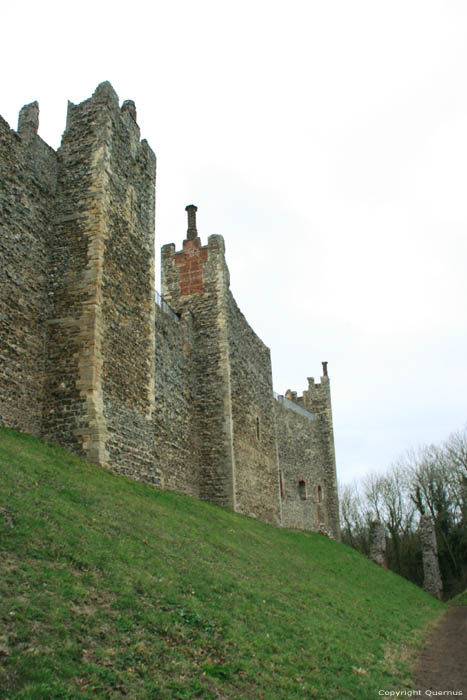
[155,290,180,322]
[273,392,314,420]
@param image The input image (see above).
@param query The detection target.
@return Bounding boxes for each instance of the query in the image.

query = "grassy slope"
[0,428,443,700]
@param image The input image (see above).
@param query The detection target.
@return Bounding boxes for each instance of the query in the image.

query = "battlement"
[284,362,331,410]
[63,82,154,169]
[162,206,229,308]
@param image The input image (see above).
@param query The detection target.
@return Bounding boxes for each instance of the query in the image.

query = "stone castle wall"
[154,303,200,497]
[227,293,281,525]
[0,106,57,436]
[0,84,339,537]
[161,218,282,526]
[275,397,320,531]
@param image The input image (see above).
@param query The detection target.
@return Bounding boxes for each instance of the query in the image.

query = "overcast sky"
[2,1,467,484]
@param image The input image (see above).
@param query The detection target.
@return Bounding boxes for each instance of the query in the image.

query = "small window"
[279,471,285,499]
[317,485,322,504]
[298,480,307,500]
[256,416,260,440]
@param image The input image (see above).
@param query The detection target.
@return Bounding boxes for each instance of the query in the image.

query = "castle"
[0,82,339,538]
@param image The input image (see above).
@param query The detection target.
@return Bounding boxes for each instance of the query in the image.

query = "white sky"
[2,0,467,484]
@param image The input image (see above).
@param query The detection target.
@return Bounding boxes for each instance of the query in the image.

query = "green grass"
[0,427,444,699]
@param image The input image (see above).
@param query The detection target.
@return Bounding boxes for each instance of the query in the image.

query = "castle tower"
[42,83,158,482]
[161,206,281,524]
[276,364,340,538]
[302,364,340,538]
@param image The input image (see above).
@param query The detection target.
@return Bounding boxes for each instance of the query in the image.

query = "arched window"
[298,480,307,500]
[317,485,322,503]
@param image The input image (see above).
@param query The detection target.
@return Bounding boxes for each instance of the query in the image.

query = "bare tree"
[341,424,467,596]
[339,482,369,553]
[443,426,467,523]
[362,472,385,521]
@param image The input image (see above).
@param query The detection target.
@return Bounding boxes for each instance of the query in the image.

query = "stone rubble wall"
[306,378,340,539]
[42,82,158,482]
[162,228,281,524]
[0,108,57,435]
[281,376,340,539]
[227,292,281,526]
[161,234,237,509]
[43,84,112,459]
[98,89,158,483]
[275,399,321,530]
[154,305,200,496]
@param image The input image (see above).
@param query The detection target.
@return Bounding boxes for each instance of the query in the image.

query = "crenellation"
[0,83,339,539]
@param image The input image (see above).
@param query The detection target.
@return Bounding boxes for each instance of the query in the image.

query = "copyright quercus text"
[378,692,463,697]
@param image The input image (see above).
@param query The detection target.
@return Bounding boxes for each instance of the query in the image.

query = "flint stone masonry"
[45,82,157,482]
[277,378,340,539]
[420,515,443,599]
[0,107,57,436]
[369,520,387,567]
[154,305,200,497]
[0,83,340,536]
[227,293,281,525]
[1,84,157,483]
[275,398,318,531]
[274,380,340,536]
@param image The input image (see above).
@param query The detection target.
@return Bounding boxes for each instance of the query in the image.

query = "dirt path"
[414,605,467,694]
